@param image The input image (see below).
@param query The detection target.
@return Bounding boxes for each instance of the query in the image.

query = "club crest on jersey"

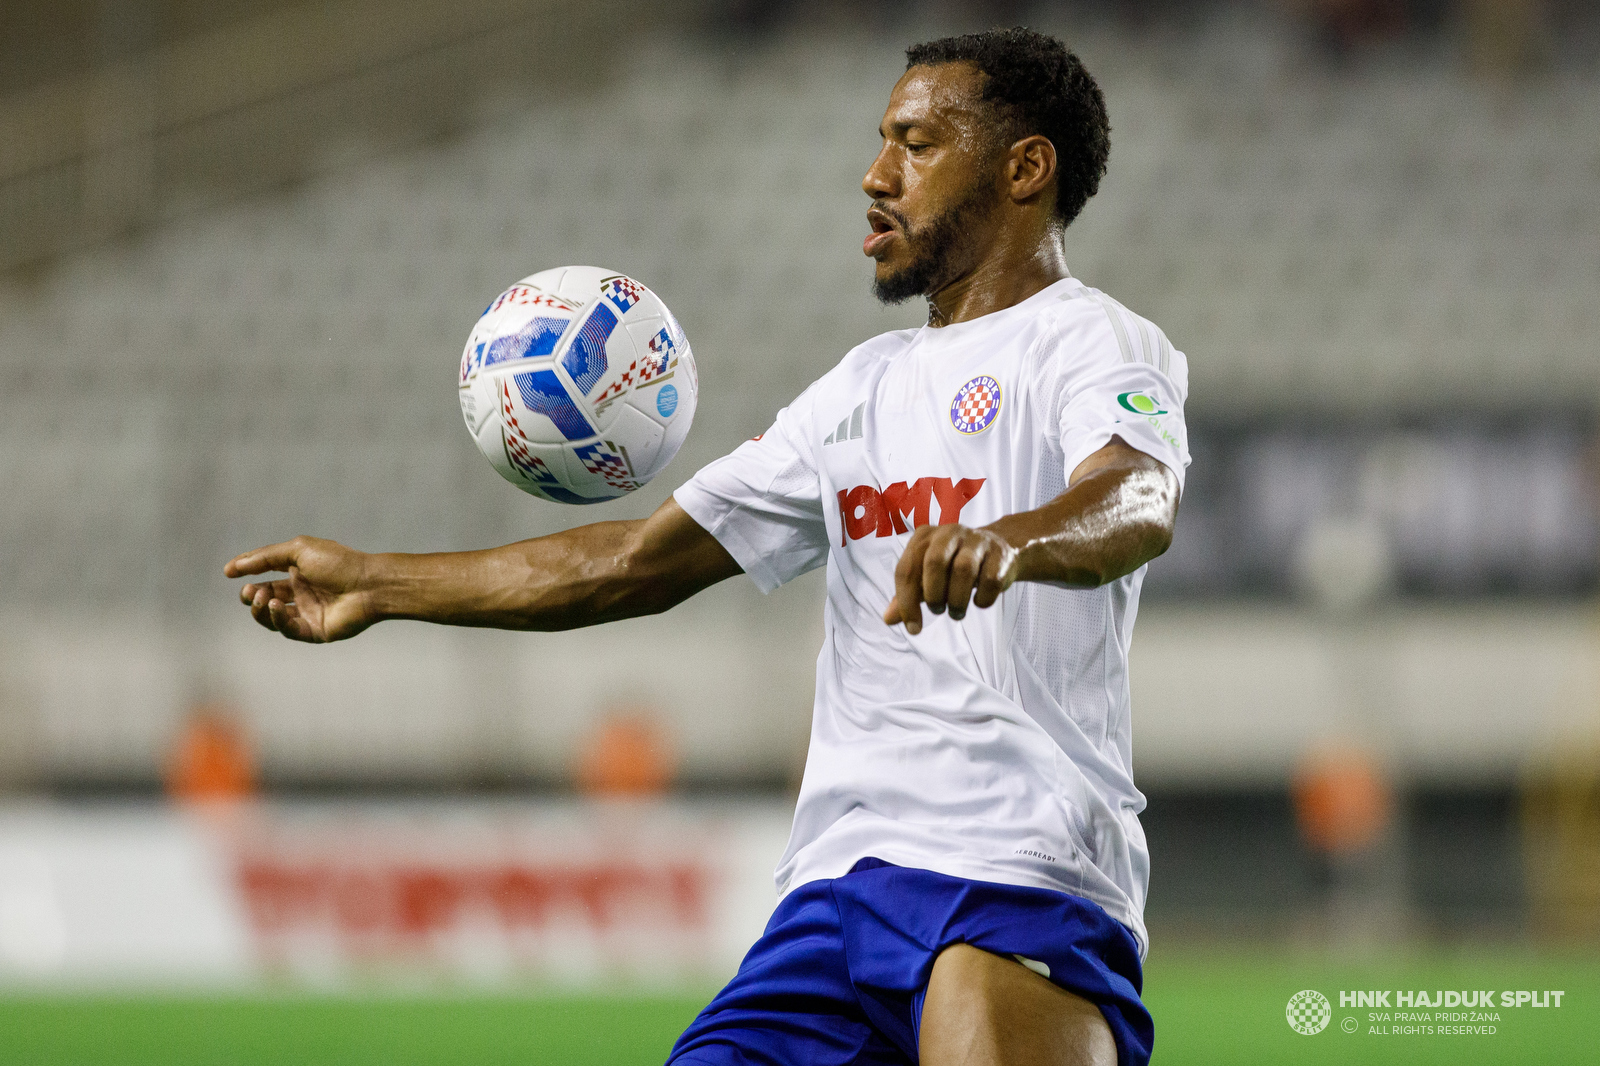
[950,376,1001,434]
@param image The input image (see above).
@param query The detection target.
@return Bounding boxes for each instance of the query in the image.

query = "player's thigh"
[918,943,1117,1066]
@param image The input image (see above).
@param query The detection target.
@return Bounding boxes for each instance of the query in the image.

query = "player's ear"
[1005,134,1057,205]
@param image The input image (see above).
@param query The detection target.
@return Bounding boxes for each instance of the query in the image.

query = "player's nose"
[862,146,898,200]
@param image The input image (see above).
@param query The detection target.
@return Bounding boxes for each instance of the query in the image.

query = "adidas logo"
[823,402,866,446]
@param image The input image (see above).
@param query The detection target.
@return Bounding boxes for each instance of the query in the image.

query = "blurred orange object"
[1292,747,1391,855]
[166,705,257,803]
[575,710,677,797]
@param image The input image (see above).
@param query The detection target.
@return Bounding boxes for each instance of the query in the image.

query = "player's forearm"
[366,520,679,631]
[988,457,1177,589]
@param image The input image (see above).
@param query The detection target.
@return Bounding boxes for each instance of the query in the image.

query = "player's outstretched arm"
[885,437,1178,636]
[224,498,742,643]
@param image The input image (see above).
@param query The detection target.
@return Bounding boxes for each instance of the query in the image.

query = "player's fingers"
[945,539,988,621]
[921,530,960,615]
[224,540,301,579]
[889,532,930,634]
[972,545,1006,610]
[287,567,311,606]
[268,597,312,641]
[267,597,286,631]
[886,536,910,622]
[271,600,312,642]
[244,581,292,607]
[894,546,927,634]
[250,586,278,631]
[893,525,930,583]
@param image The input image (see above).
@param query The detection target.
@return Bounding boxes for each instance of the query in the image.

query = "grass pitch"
[2,950,1593,1065]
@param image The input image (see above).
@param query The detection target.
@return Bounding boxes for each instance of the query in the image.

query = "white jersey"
[674,276,1190,956]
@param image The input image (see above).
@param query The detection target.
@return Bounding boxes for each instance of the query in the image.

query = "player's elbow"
[1111,467,1179,581]
[1144,516,1175,564]
[1082,516,1174,588]
[591,525,696,622]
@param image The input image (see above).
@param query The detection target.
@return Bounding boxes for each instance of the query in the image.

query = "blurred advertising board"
[0,799,792,989]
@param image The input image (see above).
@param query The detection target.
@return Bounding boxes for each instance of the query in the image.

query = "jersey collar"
[916,275,1080,347]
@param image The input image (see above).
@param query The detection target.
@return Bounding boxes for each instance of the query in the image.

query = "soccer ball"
[458,266,698,504]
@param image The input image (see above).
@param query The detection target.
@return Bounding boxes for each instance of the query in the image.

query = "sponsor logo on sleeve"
[1115,390,1182,452]
[1116,391,1167,415]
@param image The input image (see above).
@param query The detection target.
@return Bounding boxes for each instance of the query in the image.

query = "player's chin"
[871,261,929,305]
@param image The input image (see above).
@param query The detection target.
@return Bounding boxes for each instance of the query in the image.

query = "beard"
[870,180,997,305]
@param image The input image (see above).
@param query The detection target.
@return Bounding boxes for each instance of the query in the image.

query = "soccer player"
[226,28,1188,1066]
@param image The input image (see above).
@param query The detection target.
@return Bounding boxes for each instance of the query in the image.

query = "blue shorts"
[667,858,1151,1066]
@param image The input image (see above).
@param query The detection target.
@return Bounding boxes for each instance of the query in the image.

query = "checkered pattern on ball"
[575,443,639,492]
[950,375,1002,434]
[604,276,644,313]
[593,363,637,407]
[646,326,676,372]
[592,340,677,410]
[1285,990,1331,1035]
[503,431,550,483]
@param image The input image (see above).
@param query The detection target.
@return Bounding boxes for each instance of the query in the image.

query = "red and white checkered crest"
[950,375,1002,434]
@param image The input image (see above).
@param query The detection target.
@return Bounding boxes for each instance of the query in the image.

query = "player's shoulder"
[806,326,917,386]
[843,326,919,366]
[1030,278,1187,383]
[780,327,916,420]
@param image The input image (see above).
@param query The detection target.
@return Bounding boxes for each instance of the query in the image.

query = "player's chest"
[815,354,1025,537]
[819,353,1021,465]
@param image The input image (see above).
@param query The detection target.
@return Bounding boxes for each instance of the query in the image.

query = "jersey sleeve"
[673,386,828,594]
[1052,301,1192,491]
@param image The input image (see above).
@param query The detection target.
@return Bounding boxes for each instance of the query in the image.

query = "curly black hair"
[905,27,1110,228]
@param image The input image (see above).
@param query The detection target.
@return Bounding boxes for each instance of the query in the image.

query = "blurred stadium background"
[1,0,1598,1062]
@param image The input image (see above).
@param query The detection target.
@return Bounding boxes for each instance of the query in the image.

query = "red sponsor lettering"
[932,477,985,525]
[235,858,710,940]
[837,484,889,544]
[837,477,985,542]
[881,478,933,534]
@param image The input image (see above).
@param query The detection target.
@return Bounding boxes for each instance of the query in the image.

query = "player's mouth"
[863,207,900,257]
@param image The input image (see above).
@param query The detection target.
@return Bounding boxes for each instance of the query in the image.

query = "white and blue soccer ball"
[458,266,697,504]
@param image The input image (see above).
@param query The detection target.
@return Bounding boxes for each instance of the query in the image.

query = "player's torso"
[799,309,1074,724]
[777,292,1155,945]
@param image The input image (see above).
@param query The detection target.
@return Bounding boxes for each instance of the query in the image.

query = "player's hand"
[884,524,1019,636]
[224,536,378,643]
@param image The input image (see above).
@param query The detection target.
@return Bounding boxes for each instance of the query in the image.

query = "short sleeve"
[673,387,829,593]
[1054,303,1192,492]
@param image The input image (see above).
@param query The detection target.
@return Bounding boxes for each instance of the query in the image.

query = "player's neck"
[925,230,1070,328]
